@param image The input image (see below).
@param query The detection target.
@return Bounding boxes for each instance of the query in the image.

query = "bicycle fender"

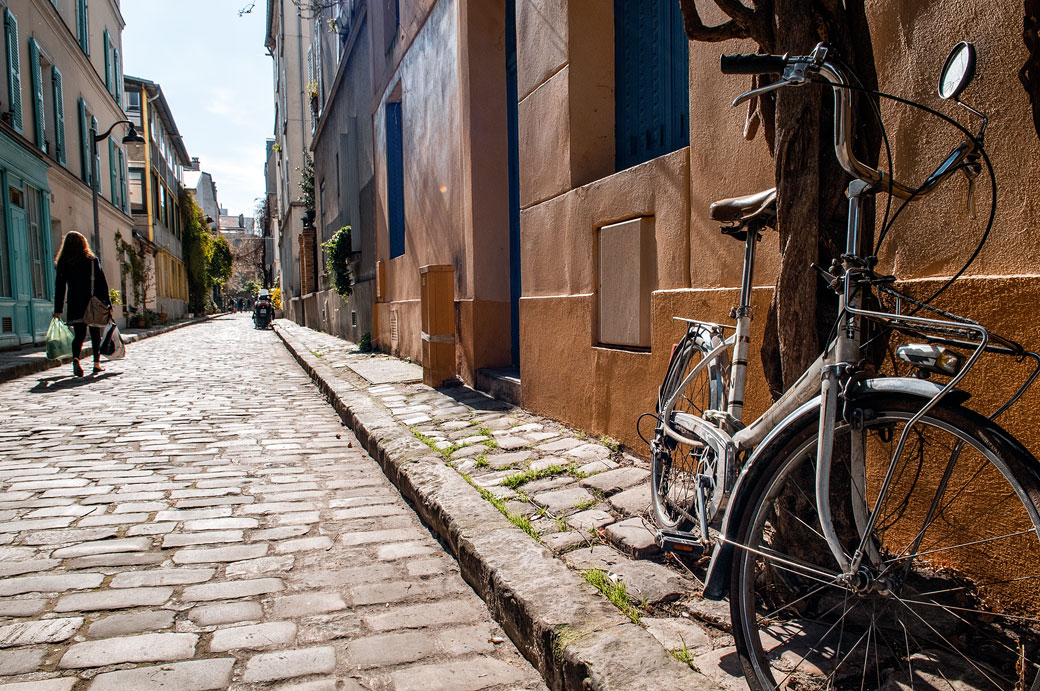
[701,377,969,600]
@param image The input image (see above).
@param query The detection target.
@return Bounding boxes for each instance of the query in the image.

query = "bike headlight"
[895,344,964,376]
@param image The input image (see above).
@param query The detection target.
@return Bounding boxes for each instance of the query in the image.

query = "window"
[613,0,689,171]
[386,100,405,258]
[51,66,65,165]
[25,186,47,300]
[126,89,140,113]
[5,8,22,134]
[128,167,144,211]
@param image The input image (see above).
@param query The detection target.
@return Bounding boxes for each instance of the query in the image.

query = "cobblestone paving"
[277,321,744,688]
[0,314,546,690]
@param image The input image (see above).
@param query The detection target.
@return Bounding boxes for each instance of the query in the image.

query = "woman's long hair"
[54,231,94,268]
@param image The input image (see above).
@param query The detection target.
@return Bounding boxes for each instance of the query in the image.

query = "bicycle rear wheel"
[730,395,1040,690]
[652,328,729,533]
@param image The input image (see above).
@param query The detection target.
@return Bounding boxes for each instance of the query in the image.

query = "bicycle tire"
[651,328,729,532]
[729,394,1040,690]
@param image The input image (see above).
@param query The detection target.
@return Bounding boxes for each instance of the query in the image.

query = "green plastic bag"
[45,317,73,360]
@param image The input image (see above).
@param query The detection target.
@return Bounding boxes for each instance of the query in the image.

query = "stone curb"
[0,314,223,384]
[274,322,717,691]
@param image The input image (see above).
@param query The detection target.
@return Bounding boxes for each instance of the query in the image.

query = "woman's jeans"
[72,323,101,361]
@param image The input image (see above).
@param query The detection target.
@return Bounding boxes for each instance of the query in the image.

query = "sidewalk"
[274,319,745,690]
[0,314,222,384]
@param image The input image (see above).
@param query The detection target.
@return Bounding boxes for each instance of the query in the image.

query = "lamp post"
[91,120,144,260]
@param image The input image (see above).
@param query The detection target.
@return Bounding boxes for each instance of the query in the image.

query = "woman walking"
[53,231,112,376]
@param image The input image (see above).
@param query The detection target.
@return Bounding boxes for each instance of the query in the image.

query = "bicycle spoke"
[892,593,1011,689]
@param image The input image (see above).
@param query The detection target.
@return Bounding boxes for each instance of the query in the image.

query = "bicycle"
[646,42,1040,690]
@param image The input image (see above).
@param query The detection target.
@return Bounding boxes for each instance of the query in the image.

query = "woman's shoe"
[91,362,104,375]
[72,360,83,377]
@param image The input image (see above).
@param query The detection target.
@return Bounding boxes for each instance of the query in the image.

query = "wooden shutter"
[78,98,90,183]
[52,66,66,164]
[103,30,110,93]
[113,49,121,106]
[80,0,90,55]
[386,102,405,259]
[92,116,100,191]
[28,38,44,151]
[5,8,22,134]
[613,0,689,171]
[118,148,127,213]
[108,138,117,204]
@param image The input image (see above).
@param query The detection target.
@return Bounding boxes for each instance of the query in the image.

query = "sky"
[120,0,273,218]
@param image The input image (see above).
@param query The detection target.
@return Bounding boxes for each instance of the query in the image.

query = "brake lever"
[731,58,816,108]
[732,80,788,107]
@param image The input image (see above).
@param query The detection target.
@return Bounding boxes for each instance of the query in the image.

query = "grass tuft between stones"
[412,429,457,457]
[582,567,640,623]
[500,464,570,489]
[458,472,540,542]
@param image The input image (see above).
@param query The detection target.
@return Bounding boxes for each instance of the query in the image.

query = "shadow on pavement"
[29,371,122,393]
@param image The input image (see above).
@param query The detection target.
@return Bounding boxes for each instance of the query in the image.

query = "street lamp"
[91,120,144,260]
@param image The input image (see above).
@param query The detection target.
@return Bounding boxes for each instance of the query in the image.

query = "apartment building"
[264,0,313,322]
[0,0,132,346]
[123,74,191,320]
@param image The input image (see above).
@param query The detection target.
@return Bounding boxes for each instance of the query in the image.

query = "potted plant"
[158,312,168,325]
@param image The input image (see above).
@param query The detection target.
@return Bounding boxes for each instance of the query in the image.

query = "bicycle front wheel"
[730,395,1040,690]
[652,328,728,533]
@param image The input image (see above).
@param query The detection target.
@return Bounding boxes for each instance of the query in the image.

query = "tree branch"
[713,0,756,26]
[679,0,752,42]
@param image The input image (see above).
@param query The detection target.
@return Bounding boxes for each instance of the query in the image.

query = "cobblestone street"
[0,314,546,690]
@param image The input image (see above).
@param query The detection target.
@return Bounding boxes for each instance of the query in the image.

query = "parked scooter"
[253,295,274,329]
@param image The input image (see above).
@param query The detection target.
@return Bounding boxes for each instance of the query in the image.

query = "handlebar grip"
[720,54,788,75]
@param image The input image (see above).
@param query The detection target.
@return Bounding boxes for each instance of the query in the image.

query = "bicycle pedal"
[656,530,707,557]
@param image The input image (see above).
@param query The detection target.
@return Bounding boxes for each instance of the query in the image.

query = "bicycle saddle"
[709,188,777,223]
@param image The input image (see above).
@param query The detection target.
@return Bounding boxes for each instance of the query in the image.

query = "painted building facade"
[264,0,313,322]
[123,74,190,320]
[0,0,132,346]
[299,0,375,342]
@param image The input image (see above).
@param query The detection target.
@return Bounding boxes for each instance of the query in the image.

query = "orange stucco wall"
[372,0,514,378]
[517,0,1040,459]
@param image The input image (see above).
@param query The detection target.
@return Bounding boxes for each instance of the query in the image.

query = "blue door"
[505,0,520,366]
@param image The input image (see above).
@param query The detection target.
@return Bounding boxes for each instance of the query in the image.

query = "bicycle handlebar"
[720,48,976,200]
[720,54,788,75]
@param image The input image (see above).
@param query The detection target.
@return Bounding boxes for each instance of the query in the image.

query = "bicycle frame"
[655,52,1024,588]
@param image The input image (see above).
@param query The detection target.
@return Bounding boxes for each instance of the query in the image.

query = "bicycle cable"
[812,79,999,312]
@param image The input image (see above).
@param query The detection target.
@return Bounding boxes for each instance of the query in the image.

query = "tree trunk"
[759,0,879,396]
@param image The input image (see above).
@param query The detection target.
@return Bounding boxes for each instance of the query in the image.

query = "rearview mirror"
[938,41,976,101]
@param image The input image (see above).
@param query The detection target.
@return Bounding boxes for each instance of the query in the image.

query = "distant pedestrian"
[53,231,112,377]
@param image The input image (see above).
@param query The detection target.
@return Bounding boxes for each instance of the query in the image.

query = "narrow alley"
[0,314,545,690]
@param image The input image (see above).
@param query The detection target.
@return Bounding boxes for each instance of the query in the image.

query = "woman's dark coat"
[54,256,110,323]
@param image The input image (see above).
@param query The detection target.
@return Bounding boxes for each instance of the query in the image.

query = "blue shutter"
[103,30,111,94]
[28,38,45,151]
[613,0,689,170]
[386,101,405,259]
[78,98,90,183]
[113,49,121,106]
[108,138,117,204]
[4,8,22,134]
[52,67,65,164]
[118,148,127,213]
[91,116,100,191]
